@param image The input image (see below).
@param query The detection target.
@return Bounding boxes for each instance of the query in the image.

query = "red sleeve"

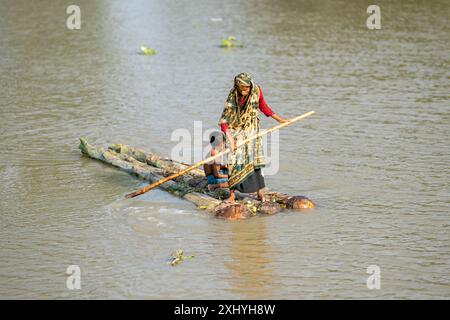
[220,122,229,133]
[258,86,275,117]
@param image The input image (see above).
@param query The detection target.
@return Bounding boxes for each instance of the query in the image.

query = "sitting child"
[203,131,229,191]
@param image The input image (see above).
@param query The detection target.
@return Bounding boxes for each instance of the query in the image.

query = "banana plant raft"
[79,137,315,220]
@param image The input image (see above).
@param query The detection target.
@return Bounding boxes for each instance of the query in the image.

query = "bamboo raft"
[79,137,315,220]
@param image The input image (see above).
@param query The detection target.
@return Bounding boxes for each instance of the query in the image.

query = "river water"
[0,0,449,299]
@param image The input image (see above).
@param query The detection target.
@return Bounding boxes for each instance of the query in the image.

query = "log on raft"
[108,142,316,210]
[78,137,315,220]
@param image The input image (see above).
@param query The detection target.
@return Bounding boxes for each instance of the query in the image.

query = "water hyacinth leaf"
[140,45,157,55]
[220,36,242,48]
[169,249,194,266]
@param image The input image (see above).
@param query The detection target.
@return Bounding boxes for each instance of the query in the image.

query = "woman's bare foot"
[257,189,266,202]
[223,190,235,203]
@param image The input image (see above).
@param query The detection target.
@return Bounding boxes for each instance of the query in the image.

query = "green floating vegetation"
[220,36,242,48]
[209,187,230,200]
[245,200,258,216]
[166,183,191,197]
[169,250,195,266]
[140,45,157,55]
[166,181,204,197]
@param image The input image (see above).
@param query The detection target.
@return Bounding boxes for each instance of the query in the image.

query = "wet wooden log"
[79,138,251,220]
[79,138,315,218]
[108,143,205,176]
[264,191,316,210]
[106,143,315,211]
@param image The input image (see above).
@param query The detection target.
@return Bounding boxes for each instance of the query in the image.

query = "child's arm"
[203,163,212,176]
[210,148,227,178]
[212,163,228,178]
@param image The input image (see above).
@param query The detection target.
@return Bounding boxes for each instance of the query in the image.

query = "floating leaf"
[169,249,194,266]
[220,36,241,48]
[140,45,157,55]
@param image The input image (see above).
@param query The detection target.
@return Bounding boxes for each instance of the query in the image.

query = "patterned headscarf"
[220,72,260,130]
[234,72,253,87]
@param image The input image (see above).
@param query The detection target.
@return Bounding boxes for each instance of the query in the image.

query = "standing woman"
[219,73,290,203]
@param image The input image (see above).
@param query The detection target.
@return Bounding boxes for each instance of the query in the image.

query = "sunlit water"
[0,0,449,299]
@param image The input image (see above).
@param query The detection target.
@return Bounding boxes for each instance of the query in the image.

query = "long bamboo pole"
[125,110,315,198]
